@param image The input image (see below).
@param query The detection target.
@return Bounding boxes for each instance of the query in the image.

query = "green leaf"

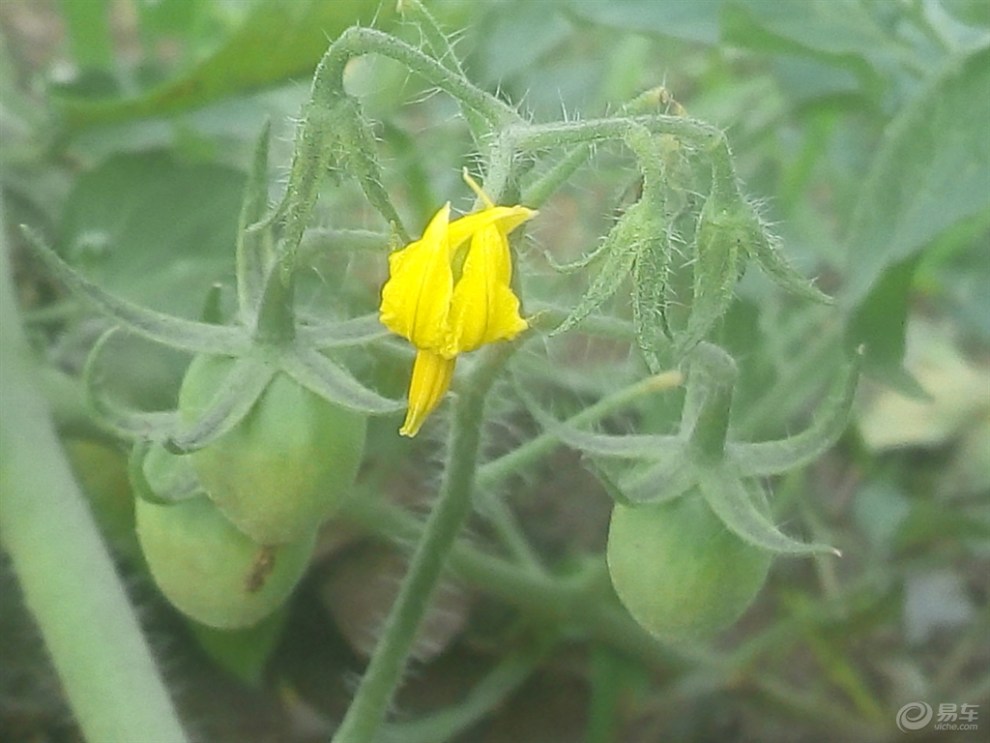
[720,0,893,92]
[841,42,990,305]
[845,254,926,397]
[700,468,838,555]
[50,0,393,132]
[59,0,113,70]
[23,227,249,356]
[564,0,723,44]
[59,151,245,318]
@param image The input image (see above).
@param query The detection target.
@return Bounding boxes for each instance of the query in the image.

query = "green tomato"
[606,493,772,639]
[179,355,367,544]
[136,495,315,629]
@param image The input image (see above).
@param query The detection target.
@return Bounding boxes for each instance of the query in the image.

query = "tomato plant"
[136,494,316,630]
[178,354,368,545]
[607,492,772,639]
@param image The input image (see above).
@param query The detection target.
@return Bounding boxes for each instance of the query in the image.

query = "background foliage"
[1,0,987,741]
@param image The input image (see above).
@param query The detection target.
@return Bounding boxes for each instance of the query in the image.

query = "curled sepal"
[166,357,275,454]
[22,227,249,355]
[677,198,743,355]
[83,328,178,440]
[699,467,839,556]
[550,204,645,336]
[128,440,200,506]
[544,236,612,275]
[744,208,833,305]
[237,120,275,319]
[631,232,673,372]
[282,346,404,415]
[278,93,351,264]
[299,313,389,348]
[611,453,695,505]
[338,98,409,241]
[733,351,861,477]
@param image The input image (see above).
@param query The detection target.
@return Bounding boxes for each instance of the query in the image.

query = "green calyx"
[537,112,831,367]
[177,354,368,544]
[22,126,403,448]
[525,342,860,557]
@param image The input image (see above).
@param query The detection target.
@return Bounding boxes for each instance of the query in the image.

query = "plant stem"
[397,0,490,153]
[316,27,521,129]
[477,370,683,488]
[379,645,544,743]
[331,345,509,743]
[473,369,681,571]
[509,115,722,153]
[340,492,704,674]
[0,217,188,742]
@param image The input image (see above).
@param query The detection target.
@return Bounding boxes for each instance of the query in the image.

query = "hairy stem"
[331,344,513,743]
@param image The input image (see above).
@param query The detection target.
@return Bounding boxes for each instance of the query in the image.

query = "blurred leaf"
[922,0,990,49]
[59,0,113,70]
[857,319,990,450]
[845,255,925,396]
[895,499,990,551]
[59,151,245,317]
[902,569,975,644]
[721,0,899,88]
[851,478,911,552]
[918,209,990,342]
[50,0,390,133]
[841,42,990,305]
[475,1,572,82]
[769,55,863,105]
[942,414,990,495]
[564,0,723,44]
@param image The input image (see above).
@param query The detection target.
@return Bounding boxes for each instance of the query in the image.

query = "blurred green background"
[1,1,987,741]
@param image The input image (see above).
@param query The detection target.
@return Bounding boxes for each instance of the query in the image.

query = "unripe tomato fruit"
[179,355,367,544]
[606,493,771,639]
[136,495,315,629]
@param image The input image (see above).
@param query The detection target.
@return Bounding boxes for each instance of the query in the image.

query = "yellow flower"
[380,172,536,436]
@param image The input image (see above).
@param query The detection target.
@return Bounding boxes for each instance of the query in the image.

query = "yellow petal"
[445,224,528,355]
[400,350,456,437]
[380,204,452,350]
[446,205,536,251]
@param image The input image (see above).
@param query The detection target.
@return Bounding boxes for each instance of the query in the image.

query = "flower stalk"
[331,344,512,743]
